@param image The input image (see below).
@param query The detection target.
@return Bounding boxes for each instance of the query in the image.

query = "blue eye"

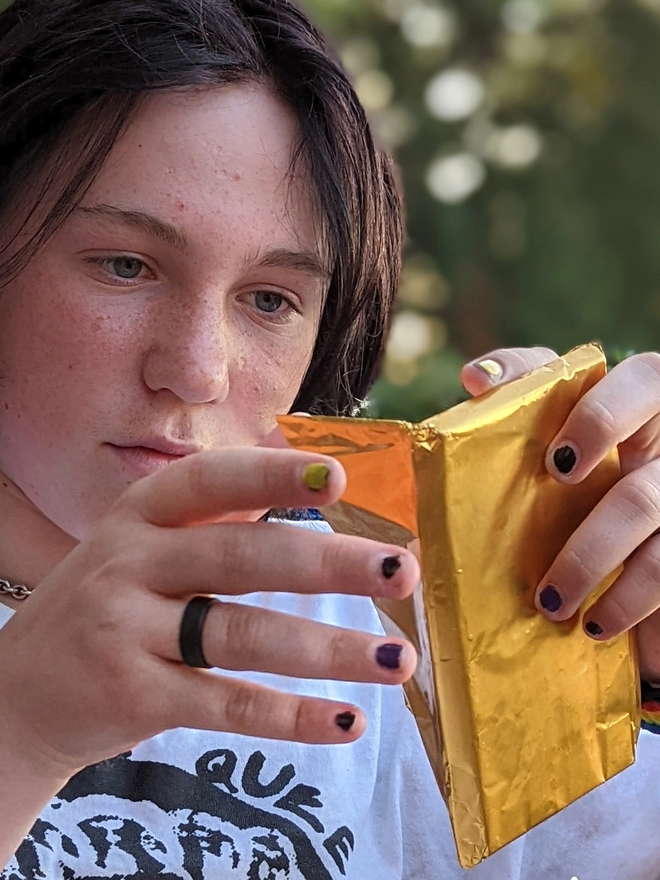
[111,257,144,279]
[254,291,284,313]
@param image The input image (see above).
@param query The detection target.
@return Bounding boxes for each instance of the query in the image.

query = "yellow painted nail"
[302,463,330,491]
[475,359,502,378]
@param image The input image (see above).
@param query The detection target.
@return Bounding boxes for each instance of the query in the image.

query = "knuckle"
[222,683,264,733]
[75,561,125,612]
[291,698,315,741]
[88,554,144,601]
[580,396,618,436]
[318,538,349,585]
[257,452,290,499]
[209,530,246,584]
[324,627,357,677]
[505,350,535,376]
[219,606,266,668]
[597,593,629,633]
[562,546,600,589]
[510,347,556,373]
[636,546,660,591]
[617,476,660,527]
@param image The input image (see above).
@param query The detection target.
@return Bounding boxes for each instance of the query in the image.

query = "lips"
[108,440,202,479]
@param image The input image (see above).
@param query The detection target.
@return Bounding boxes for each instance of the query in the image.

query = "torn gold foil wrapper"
[279,344,640,869]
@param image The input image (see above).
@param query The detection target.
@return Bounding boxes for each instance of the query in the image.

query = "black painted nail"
[376,643,403,670]
[553,445,577,475]
[585,620,604,638]
[539,585,563,613]
[335,711,356,732]
[382,556,401,579]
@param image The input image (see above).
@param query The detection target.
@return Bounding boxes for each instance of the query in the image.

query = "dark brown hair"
[0,0,402,415]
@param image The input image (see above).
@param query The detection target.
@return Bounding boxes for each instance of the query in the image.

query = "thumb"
[260,413,312,450]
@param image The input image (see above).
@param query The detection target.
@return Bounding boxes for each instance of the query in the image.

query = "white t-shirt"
[2,519,660,880]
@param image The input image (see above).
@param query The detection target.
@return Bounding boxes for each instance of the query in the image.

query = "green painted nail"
[302,463,330,491]
[475,358,502,378]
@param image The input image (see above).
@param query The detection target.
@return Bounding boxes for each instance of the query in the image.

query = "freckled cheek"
[230,326,315,419]
[3,304,142,413]
[233,328,316,416]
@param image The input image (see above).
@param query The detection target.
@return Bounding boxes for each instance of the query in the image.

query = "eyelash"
[85,255,154,287]
[250,290,298,324]
[84,255,300,323]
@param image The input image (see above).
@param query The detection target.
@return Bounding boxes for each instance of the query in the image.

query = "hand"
[462,346,660,682]
[0,446,419,779]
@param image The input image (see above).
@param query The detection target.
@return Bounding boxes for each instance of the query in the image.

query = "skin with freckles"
[0,85,326,540]
[1,75,660,871]
[0,84,426,865]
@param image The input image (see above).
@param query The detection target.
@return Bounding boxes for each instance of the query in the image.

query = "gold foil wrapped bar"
[279,344,639,868]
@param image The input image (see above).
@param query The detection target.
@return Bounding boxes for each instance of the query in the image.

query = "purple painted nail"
[585,620,604,638]
[539,585,563,613]
[376,643,403,670]
[335,711,356,732]
[553,445,577,475]
[382,556,401,579]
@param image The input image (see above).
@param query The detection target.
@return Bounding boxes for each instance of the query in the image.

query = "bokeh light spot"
[401,5,457,48]
[355,69,395,111]
[501,0,543,33]
[387,310,447,361]
[486,125,543,168]
[425,69,485,121]
[339,37,381,76]
[426,152,486,203]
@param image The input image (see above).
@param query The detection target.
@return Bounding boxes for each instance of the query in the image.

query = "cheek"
[232,321,318,417]
[0,290,140,427]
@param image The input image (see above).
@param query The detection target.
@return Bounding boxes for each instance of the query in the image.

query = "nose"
[142,294,230,404]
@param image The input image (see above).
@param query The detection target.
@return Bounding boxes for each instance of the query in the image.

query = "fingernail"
[382,555,401,579]
[475,359,502,379]
[539,584,563,613]
[585,620,604,638]
[376,643,403,670]
[302,463,330,491]
[552,445,578,475]
[335,711,356,732]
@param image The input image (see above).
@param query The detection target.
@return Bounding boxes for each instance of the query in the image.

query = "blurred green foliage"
[1,0,655,418]
[300,0,660,420]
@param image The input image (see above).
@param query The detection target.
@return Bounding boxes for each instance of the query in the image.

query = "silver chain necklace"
[0,578,33,600]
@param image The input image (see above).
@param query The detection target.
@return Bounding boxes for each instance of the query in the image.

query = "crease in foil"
[278,344,640,869]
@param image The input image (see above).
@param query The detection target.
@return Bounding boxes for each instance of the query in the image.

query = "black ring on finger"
[179,596,216,668]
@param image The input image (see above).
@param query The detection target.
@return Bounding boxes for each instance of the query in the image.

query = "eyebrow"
[76,203,330,279]
[248,247,331,280]
[76,203,190,252]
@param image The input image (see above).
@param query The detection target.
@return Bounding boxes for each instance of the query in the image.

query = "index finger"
[118,447,346,527]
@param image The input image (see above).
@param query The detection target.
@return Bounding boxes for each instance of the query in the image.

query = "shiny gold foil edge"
[413,346,639,866]
[411,426,489,863]
[279,345,640,869]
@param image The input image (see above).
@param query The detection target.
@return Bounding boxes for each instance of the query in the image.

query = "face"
[0,84,327,539]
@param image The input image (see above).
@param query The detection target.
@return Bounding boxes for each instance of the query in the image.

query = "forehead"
[82,83,319,254]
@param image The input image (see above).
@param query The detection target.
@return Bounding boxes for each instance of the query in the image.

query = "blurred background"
[301,0,660,420]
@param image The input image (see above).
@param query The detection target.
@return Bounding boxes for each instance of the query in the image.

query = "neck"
[0,472,76,605]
